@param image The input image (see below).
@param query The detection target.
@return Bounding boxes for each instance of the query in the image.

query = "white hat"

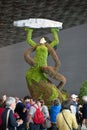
[71,94,78,99]
[82,96,87,101]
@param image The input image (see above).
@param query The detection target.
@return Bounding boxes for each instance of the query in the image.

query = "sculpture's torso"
[34,44,48,67]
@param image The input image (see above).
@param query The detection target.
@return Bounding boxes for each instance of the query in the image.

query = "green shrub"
[79,80,87,104]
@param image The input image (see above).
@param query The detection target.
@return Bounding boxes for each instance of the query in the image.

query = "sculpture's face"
[40,37,46,44]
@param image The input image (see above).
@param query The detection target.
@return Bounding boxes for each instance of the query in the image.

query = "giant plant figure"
[24,28,66,105]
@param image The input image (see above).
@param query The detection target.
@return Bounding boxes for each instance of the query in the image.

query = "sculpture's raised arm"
[25,28,36,47]
[50,28,59,48]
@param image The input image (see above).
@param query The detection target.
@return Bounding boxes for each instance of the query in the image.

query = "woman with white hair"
[2,97,23,130]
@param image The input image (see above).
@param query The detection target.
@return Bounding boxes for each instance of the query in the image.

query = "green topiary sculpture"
[24,28,66,105]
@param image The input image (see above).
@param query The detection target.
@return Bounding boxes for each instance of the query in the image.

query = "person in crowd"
[23,95,31,112]
[49,99,61,130]
[70,94,83,130]
[0,99,5,130]
[27,98,40,130]
[23,95,31,129]
[77,104,83,130]
[2,94,7,108]
[38,99,49,119]
[15,97,27,130]
[82,96,87,127]
[2,97,23,130]
[70,94,78,118]
[56,99,78,130]
[70,94,78,115]
[37,99,50,130]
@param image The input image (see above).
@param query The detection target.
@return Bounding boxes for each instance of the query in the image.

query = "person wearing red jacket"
[0,99,5,130]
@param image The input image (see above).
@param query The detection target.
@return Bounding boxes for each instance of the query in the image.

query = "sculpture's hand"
[25,28,33,32]
[51,28,59,32]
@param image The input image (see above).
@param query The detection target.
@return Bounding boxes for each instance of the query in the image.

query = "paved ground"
[0,0,87,47]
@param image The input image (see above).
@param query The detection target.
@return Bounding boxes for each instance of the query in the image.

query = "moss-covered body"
[26,44,48,85]
[24,28,66,105]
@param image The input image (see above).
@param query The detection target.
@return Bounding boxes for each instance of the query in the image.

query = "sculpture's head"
[40,36,57,50]
[40,37,47,44]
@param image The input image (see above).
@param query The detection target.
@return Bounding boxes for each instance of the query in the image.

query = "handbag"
[62,112,73,130]
[42,118,51,128]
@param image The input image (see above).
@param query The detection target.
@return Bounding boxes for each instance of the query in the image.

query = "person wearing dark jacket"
[2,97,23,130]
[15,97,27,130]
[82,96,87,127]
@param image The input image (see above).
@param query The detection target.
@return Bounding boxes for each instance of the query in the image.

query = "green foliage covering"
[26,79,64,106]
[25,28,67,106]
[26,45,48,85]
[34,45,48,66]
[79,80,87,103]
[26,66,47,85]
[25,43,68,105]
[49,85,59,100]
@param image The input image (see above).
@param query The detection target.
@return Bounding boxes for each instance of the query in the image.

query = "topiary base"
[26,79,64,106]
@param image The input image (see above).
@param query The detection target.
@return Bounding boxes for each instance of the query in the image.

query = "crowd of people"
[0,94,87,130]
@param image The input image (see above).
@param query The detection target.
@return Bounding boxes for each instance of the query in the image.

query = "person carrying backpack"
[27,98,44,130]
[37,99,50,130]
